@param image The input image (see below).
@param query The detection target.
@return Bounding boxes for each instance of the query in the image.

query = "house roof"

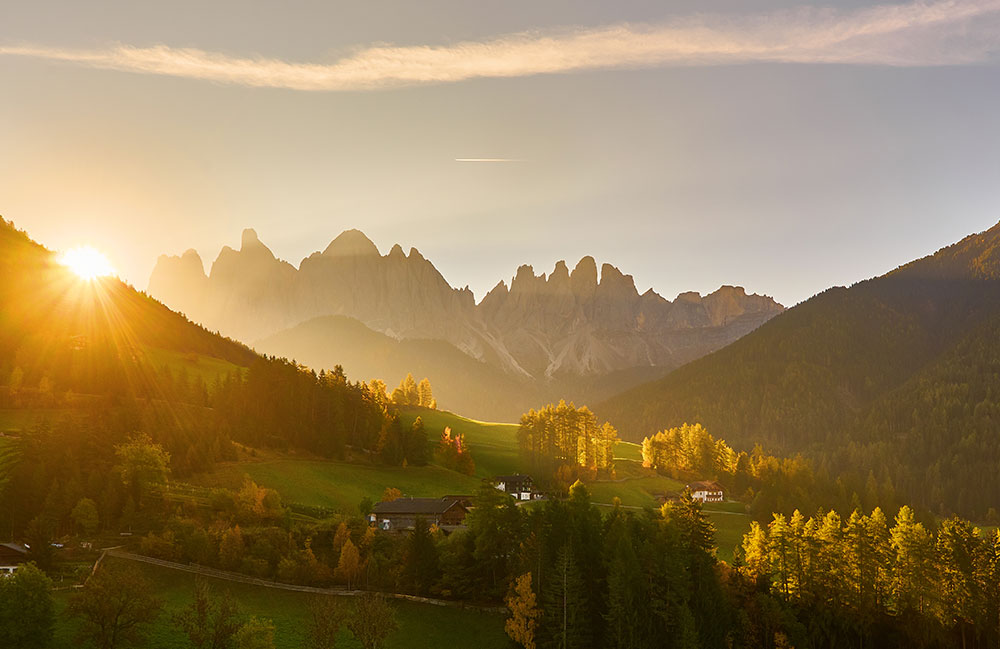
[0,543,28,563]
[493,474,531,483]
[687,481,724,492]
[372,497,465,516]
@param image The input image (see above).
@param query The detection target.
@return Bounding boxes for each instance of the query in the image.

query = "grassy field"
[614,440,643,463]
[52,557,507,649]
[703,502,752,562]
[142,346,244,387]
[588,460,686,508]
[194,458,482,512]
[0,407,68,433]
[398,407,521,480]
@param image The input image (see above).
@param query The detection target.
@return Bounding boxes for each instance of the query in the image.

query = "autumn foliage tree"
[336,539,362,589]
[517,401,618,477]
[506,572,540,649]
[434,426,475,475]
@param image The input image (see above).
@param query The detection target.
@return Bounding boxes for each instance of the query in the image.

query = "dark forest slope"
[598,221,1000,516]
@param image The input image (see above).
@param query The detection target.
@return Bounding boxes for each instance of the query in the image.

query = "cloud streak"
[3,0,1000,91]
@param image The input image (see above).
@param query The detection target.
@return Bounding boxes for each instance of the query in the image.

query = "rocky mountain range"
[148,228,783,418]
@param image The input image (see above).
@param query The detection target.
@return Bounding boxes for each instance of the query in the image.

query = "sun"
[58,246,115,280]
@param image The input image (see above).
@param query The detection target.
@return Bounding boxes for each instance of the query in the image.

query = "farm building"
[493,474,536,501]
[369,497,468,532]
[687,480,724,503]
[0,543,27,575]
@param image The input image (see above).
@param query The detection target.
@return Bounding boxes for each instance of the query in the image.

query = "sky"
[3,1,1000,307]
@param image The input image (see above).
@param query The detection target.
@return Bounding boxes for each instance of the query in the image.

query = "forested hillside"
[0,218,256,397]
[0,218,395,540]
[598,222,1000,517]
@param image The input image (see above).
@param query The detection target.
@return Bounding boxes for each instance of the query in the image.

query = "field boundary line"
[105,549,505,613]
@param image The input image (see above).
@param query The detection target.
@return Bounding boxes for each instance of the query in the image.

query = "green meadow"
[141,346,244,387]
[0,407,68,433]
[192,406,752,550]
[397,407,521,480]
[51,557,507,649]
[195,457,482,512]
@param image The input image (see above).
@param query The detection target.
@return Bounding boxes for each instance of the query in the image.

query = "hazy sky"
[3,0,1000,307]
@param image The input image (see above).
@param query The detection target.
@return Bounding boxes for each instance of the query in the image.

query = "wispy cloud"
[2,0,999,91]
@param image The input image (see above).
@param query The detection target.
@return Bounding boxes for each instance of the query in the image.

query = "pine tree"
[891,506,934,616]
[935,517,984,644]
[603,514,642,649]
[403,373,419,406]
[843,509,875,624]
[417,378,433,408]
[540,544,587,649]
[406,417,428,465]
[768,514,793,597]
[741,522,769,584]
[403,517,439,595]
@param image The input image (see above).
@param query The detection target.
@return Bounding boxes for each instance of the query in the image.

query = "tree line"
[737,505,1000,648]
[642,423,903,524]
[518,401,619,481]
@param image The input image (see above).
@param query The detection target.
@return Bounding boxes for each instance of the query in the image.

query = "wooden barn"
[369,497,468,532]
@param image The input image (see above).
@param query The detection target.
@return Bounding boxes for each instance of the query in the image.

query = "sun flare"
[59,245,115,280]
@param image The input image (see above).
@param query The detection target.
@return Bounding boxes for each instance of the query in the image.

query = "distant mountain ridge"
[149,228,783,418]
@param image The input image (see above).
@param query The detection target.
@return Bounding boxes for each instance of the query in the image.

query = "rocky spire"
[323,229,380,258]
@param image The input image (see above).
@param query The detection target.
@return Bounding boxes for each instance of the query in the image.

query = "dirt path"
[103,549,505,613]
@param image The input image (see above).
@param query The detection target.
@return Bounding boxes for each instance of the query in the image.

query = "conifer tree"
[891,506,934,616]
[403,517,439,595]
[540,544,587,649]
[403,373,419,406]
[417,378,433,408]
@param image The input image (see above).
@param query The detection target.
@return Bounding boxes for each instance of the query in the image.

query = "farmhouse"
[687,480,724,503]
[493,474,535,501]
[0,543,27,575]
[368,497,468,532]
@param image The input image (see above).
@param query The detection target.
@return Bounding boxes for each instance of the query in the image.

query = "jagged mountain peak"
[148,227,784,392]
[675,291,703,303]
[571,256,598,284]
[598,263,638,296]
[241,228,262,250]
[323,229,380,258]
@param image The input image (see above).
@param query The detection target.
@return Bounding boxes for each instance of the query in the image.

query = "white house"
[493,474,534,501]
[687,480,724,503]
